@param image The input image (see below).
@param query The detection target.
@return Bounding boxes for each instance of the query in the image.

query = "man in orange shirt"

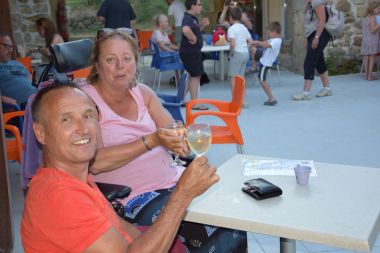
[21,82,219,253]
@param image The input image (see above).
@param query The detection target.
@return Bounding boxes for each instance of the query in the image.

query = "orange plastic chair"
[4,110,25,163]
[73,66,92,79]
[17,56,33,74]
[186,75,245,154]
[137,30,153,52]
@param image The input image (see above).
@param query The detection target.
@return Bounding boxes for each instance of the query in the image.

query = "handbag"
[242,178,282,200]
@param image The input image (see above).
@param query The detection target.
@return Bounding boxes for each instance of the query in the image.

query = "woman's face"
[160,16,169,29]
[96,36,137,89]
[37,26,45,37]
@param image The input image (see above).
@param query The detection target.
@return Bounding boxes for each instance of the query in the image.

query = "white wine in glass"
[187,123,212,157]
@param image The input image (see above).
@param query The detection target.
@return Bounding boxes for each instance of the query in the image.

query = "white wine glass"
[166,120,186,166]
[186,123,212,158]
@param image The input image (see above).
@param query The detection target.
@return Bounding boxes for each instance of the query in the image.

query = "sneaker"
[292,91,311,101]
[316,88,333,97]
[263,100,277,106]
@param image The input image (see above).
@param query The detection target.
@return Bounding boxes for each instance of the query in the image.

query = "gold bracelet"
[141,135,152,151]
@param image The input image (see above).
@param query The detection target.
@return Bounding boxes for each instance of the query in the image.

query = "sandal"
[192,105,209,110]
[263,100,277,106]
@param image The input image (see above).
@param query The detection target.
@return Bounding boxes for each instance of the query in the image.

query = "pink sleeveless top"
[82,84,184,201]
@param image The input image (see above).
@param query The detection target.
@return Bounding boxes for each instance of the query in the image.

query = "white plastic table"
[201,44,230,81]
[184,154,380,253]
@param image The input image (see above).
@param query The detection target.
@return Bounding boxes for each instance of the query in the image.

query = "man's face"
[0,36,13,62]
[165,0,172,6]
[34,88,100,168]
[192,1,203,16]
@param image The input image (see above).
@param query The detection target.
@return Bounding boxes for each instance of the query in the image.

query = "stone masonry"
[8,0,52,53]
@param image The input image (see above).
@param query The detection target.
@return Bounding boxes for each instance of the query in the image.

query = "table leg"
[280,237,296,253]
[220,51,225,81]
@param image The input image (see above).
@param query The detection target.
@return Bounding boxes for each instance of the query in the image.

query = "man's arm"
[85,157,219,253]
[1,96,17,105]
[182,26,197,44]
[97,16,105,23]
[130,19,138,41]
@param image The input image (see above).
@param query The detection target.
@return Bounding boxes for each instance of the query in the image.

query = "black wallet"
[242,178,282,200]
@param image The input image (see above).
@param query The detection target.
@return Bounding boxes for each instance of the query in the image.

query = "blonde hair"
[154,14,168,27]
[87,31,139,85]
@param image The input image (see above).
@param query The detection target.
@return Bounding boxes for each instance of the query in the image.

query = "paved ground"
[8,62,380,252]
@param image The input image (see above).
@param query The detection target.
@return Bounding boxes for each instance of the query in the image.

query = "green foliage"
[129,0,168,29]
[326,57,361,75]
[67,0,216,35]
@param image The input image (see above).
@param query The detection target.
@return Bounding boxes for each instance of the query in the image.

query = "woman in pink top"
[82,28,247,252]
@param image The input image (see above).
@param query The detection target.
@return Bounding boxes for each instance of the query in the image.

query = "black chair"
[38,39,94,84]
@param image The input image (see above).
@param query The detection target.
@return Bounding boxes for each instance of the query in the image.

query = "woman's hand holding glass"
[160,120,188,166]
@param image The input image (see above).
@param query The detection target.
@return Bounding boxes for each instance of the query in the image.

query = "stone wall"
[9,0,53,51]
[290,0,379,72]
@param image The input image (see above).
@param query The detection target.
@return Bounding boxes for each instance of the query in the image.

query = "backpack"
[324,5,345,38]
[306,4,344,39]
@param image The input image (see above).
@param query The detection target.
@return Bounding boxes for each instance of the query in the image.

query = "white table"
[184,154,380,253]
[201,44,230,81]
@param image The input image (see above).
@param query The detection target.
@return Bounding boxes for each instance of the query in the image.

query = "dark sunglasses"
[96,27,133,40]
[0,42,14,50]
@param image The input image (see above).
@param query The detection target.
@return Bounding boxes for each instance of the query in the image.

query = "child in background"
[227,7,254,107]
[360,3,380,81]
[251,21,282,106]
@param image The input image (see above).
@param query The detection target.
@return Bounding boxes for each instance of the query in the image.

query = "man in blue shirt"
[97,0,138,38]
[0,32,36,107]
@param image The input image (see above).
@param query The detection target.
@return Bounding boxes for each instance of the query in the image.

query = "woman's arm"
[89,84,186,174]
[312,4,326,49]
[157,41,174,51]
[140,84,188,154]
[369,16,379,33]
[218,5,230,28]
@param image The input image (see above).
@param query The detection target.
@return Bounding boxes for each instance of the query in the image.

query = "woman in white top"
[151,14,178,52]
[151,14,180,85]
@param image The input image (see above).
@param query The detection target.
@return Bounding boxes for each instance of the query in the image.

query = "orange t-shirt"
[21,168,133,253]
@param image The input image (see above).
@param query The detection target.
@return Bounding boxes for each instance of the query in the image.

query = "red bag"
[212,27,228,46]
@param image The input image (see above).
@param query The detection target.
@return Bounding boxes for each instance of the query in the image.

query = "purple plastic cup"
[294,165,311,185]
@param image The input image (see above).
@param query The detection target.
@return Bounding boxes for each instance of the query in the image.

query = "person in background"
[165,0,186,46]
[251,22,282,106]
[219,0,254,33]
[151,14,179,52]
[180,0,210,110]
[360,2,380,81]
[28,17,64,64]
[227,7,254,107]
[293,0,332,101]
[21,82,218,252]
[151,14,180,85]
[0,32,36,107]
[97,0,138,39]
